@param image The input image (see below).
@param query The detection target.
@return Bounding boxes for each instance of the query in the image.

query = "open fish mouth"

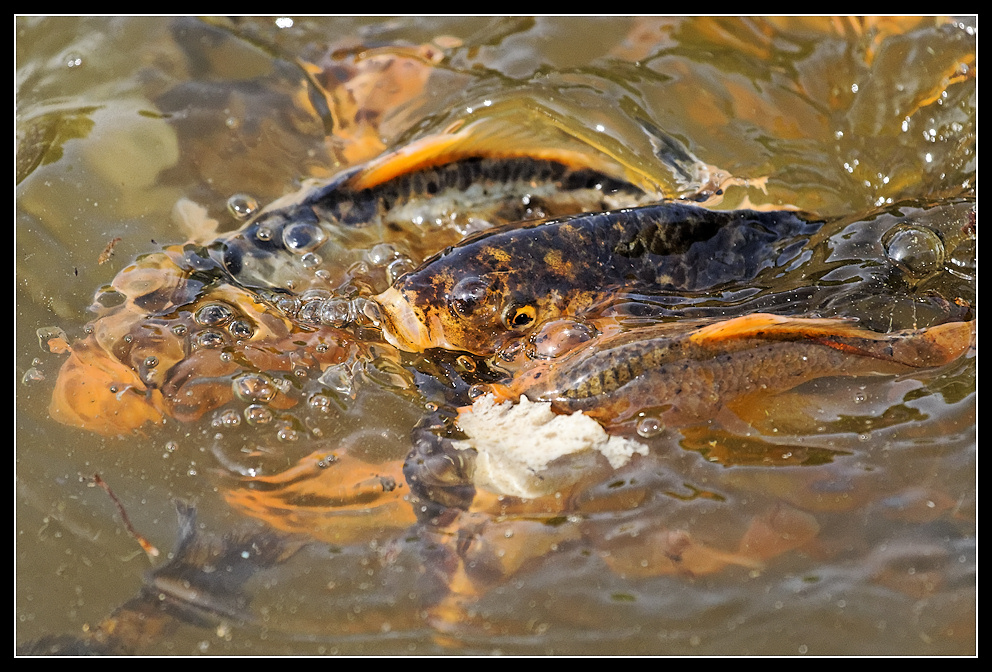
[375,286,445,352]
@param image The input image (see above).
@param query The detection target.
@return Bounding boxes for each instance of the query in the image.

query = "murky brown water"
[17,17,975,655]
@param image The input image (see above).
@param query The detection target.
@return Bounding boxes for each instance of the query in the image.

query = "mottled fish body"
[210,156,653,293]
[377,203,823,355]
[490,314,975,426]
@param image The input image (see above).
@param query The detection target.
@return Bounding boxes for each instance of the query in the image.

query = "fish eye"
[502,303,537,330]
[448,276,496,321]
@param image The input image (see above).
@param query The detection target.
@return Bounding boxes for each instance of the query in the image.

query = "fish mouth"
[375,287,440,352]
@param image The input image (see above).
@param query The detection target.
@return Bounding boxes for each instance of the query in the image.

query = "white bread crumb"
[453,394,647,499]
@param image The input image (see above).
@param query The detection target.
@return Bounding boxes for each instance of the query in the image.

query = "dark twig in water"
[92,473,160,559]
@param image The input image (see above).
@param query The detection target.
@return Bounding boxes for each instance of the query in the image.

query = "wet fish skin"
[377,204,823,355]
[493,315,975,426]
[48,153,649,437]
[211,156,652,293]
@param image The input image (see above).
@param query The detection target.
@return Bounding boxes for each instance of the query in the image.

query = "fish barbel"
[376,203,823,356]
[487,314,975,427]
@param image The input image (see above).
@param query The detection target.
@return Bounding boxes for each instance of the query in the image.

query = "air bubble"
[95,288,126,308]
[22,368,45,384]
[233,372,278,404]
[947,239,976,280]
[636,416,664,438]
[192,329,227,350]
[316,455,338,469]
[229,319,255,340]
[212,409,242,428]
[282,221,327,254]
[244,404,274,425]
[883,224,945,280]
[386,257,417,284]
[308,394,333,414]
[298,298,324,323]
[529,319,597,359]
[353,298,382,327]
[455,355,477,373]
[227,194,259,220]
[319,362,355,397]
[273,294,301,316]
[277,426,299,442]
[195,303,234,326]
[37,326,69,352]
[318,299,352,327]
[496,340,526,362]
[300,252,322,269]
[367,243,398,266]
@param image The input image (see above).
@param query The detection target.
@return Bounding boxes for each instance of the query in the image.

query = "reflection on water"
[17,17,975,655]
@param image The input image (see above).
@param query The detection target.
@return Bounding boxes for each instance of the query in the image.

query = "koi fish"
[487,314,975,427]
[206,122,659,294]
[376,203,823,356]
[48,126,657,437]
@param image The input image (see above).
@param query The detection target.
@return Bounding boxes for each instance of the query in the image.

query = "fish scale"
[377,203,825,355]
[210,157,652,293]
[492,316,975,426]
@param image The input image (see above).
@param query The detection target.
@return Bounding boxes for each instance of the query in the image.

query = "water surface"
[16,16,976,655]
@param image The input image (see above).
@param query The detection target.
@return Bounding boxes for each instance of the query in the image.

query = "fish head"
[373,225,609,356]
[375,265,558,356]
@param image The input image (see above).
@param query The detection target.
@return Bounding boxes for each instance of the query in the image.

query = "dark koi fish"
[376,203,823,356]
[205,124,659,294]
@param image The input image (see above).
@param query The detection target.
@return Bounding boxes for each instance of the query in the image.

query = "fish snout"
[375,287,437,352]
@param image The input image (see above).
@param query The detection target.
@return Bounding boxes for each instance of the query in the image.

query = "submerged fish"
[48,257,350,436]
[487,313,975,427]
[376,203,823,356]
